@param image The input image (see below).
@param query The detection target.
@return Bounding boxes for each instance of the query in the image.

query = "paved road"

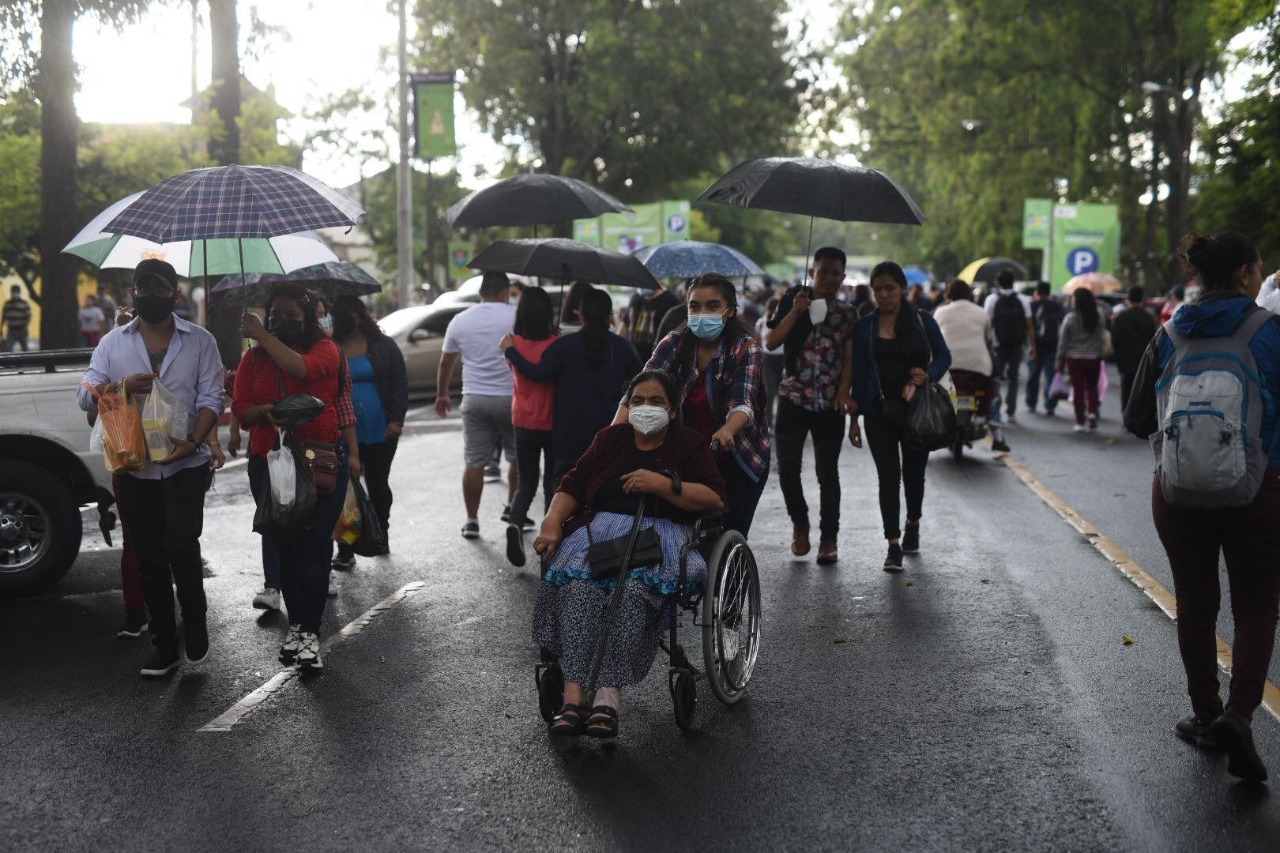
[3,382,1279,852]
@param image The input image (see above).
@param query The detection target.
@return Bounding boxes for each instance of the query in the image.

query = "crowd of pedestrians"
[70,232,1280,779]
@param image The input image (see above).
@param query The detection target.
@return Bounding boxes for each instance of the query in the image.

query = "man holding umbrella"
[765,247,856,564]
[77,259,225,677]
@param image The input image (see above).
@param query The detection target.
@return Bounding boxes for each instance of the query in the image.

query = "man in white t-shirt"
[435,271,518,540]
[982,269,1036,423]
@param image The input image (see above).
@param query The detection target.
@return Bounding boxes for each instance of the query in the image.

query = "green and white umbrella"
[64,192,337,277]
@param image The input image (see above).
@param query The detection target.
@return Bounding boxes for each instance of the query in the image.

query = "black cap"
[133,258,178,292]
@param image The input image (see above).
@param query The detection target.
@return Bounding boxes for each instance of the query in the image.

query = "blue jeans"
[1025,348,1058,413]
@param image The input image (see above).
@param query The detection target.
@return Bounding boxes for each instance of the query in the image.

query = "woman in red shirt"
[499,286,557,568]
[232,284,348,673]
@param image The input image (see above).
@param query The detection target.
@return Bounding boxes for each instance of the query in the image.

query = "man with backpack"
[983,269,1035,422]
[1025,281,1064,416]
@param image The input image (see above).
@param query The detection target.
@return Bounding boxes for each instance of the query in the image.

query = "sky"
[75,0,843,193]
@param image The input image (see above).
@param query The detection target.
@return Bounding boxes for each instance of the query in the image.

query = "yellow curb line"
[996,451,1280,724]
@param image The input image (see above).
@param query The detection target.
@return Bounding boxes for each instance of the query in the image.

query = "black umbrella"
[207,261,383,307]
[698,157,926,225]
[698,157,925,285]
[445,173,631,230]
[469,238,660,290]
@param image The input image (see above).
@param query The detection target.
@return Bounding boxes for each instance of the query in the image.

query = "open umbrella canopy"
[64,193,337,276]
[903,265,932,286]
[957,256,1029,285]
[445,173,630,229]
[697,157,926,225]
[1063,272,1121,295]
[469,238,660,290]
[630,240,764,280]
[103,165,365,242]
[208,261,382,306]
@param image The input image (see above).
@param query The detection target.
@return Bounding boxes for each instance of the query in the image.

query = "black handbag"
[350,476,389,557]
[585,500,663,580]
[252,446,317,535]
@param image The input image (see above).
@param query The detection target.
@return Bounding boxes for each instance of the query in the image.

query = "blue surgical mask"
[688,312,726,340]
[319,315,333,333]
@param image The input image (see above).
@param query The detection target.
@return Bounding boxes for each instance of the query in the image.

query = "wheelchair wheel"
[536,660,564,723]
[701,530,761,705]
[670,668,697,732]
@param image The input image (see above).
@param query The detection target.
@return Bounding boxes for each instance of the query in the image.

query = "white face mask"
[628,405,670,436]
[808,298,828,325]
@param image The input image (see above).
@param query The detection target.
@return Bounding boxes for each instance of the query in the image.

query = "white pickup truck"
[0,348,117,596]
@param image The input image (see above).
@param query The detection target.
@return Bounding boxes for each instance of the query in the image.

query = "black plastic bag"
[253,446,317,535]
[904,382,957,451]
[350,476,389,557]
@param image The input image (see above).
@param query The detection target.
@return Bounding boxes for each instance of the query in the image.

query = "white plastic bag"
[267,430,297,510]
[141,379,190,462]
[89,417,105,453]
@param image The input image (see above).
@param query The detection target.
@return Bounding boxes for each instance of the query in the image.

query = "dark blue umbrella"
[103,165,364,241]
[207,261,382,306]
[903,265,931,286]
[631,241,764,280]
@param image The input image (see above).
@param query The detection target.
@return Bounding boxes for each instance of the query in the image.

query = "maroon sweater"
[557,423,727,533]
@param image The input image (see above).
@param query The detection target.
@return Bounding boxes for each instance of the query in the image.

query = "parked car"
[0,348,115,596]
[379,303,471,394]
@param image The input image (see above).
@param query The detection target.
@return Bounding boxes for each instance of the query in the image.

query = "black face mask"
[332,313,356,339]
[268,317,305,347]
[133,295,175,324]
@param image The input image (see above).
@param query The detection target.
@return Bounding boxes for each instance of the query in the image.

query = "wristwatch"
[665,469,682,496]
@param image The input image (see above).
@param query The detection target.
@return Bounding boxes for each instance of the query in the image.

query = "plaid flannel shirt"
[645,328,770,482]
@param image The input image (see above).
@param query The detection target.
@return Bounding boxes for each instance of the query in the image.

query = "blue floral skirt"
[532,512,704,687]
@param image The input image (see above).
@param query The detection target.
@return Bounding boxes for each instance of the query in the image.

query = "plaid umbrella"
[64,193,337,276]
[104,165,364,241]
[208,262,383,307]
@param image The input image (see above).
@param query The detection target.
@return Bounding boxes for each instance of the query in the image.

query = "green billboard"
[1022,198,1052,250]
[573,200,690,252]
[1047,203,1120,288]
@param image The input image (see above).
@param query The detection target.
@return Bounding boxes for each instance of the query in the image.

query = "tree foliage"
[1195,8,1280,262]
[836,0,1262,286]
[413,0,803,197]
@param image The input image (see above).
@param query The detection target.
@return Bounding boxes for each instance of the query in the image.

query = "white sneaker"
[279,624,303,665]
[1073,424,1087,433]
[296,632,323,672]
[328,570,339,596]
[252,587,282,611]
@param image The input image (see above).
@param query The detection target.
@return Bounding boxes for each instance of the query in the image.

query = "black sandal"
[584,705,619,739]
[549,703,588,736]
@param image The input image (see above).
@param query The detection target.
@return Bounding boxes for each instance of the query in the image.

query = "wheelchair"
[535,511,762,732]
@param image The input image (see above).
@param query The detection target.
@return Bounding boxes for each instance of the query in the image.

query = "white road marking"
[198,581,426,732]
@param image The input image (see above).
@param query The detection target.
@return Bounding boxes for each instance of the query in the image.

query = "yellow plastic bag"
[332,480,362,544]
[82,380,146,473]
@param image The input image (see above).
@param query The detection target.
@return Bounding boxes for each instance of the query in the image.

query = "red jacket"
[231,339,341,458]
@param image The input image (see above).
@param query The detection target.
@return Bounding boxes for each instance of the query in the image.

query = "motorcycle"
[948,369,993,460]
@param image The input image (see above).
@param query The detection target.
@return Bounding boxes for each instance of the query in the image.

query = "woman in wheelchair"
[532,370,726,738]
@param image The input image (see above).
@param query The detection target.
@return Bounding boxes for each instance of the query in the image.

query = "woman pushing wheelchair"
[532,370,726,738]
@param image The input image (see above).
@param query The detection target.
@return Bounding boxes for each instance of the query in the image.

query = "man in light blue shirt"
[79,259,225,677]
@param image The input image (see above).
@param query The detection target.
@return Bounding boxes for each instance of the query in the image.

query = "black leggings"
[863,406,929,541]
[510,426,555,526]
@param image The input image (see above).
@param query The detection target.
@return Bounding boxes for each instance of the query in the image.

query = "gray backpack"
[1153,307,1276,507]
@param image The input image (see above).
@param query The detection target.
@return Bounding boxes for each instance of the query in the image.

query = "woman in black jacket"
[330,295,409,566]
[504,287,643,481]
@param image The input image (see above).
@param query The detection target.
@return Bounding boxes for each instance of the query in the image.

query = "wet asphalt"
[2,369,1279,852]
